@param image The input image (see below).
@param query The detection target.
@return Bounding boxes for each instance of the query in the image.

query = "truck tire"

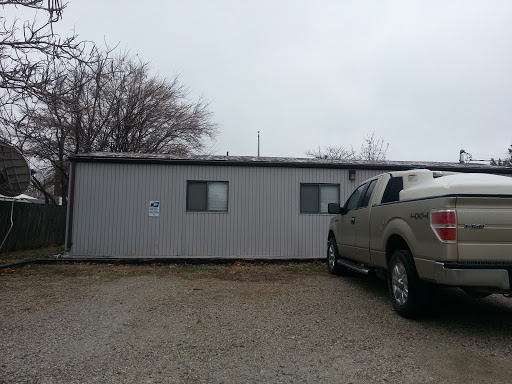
[327,237,345,276]
[388,250,429,318]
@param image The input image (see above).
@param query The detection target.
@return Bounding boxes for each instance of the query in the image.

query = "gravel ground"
[1,262,512,384]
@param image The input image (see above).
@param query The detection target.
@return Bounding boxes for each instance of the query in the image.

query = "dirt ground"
[1,261,512,383]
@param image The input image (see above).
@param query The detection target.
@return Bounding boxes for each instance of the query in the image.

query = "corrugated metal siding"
[68,163,385,258]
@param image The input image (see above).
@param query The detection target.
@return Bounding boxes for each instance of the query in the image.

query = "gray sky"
[49,1,512,162]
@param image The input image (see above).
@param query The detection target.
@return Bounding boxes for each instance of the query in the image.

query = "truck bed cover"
[399,171,512,201]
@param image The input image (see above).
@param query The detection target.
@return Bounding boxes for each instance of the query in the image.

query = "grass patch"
[175,265,218,274]
[281,261,325,274]
[0,245,64,265]
[1,260,328,281]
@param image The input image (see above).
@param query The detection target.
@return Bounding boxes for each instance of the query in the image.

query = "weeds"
[0,245,64,265]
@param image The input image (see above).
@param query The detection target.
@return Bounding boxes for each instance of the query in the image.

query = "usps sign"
[149,201,161,217]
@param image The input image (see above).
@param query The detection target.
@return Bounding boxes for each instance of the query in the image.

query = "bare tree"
[1,2,215,204]
[305,132,389,161]
[0,0,84,105]
[490,144,512,167]
[4,50,217,204]
[103,57,215,155]
[357,132,389,161]
[305,145,356,160]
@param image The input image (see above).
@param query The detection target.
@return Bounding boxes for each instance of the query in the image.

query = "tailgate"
[456,197,512,262]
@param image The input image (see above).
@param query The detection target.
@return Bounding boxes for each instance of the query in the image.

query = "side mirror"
[328,203,348,215]
[328,203,341,214]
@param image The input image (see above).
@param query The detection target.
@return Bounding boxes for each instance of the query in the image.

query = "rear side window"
[381,177,403,204]
[360,179,377,208]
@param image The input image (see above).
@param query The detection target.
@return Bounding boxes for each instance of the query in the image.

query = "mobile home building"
[64,153,511,259]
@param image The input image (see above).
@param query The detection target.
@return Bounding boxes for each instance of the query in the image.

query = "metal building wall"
[67,162,384,258]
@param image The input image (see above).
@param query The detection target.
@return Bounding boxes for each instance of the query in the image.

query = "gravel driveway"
[1,262,512,383]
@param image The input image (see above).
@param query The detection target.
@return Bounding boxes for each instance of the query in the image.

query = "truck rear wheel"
[388,250,429,318]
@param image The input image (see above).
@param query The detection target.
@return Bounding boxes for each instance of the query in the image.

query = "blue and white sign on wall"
[149,201,160,217]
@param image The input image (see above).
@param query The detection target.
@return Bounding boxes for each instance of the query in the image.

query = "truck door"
[352,179,378,264]
[337,183,367,260]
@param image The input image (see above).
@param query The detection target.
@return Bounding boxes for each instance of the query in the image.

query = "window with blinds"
[187,181,229,212]
[300,183,340,214]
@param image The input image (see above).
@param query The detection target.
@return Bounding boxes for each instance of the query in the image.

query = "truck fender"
[380,217,418,264]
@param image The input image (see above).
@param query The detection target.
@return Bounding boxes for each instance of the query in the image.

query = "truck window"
[360,179,377,208]
[345,183,366,212]
[381,177,403,204]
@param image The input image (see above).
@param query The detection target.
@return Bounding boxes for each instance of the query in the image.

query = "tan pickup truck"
[327,169,512,318]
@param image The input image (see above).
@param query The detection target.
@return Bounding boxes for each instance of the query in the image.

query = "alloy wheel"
[391,261,409,306]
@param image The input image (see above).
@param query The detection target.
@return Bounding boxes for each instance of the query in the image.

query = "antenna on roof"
[459,149,490,164]
[459,149,468,163]
[257,131,260,157]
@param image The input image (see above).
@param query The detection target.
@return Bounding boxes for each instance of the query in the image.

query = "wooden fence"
[0,201,66,252]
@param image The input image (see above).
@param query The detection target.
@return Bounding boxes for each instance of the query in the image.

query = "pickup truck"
[327,169,512,318]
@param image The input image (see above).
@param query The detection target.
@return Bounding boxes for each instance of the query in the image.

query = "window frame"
[300,183,340,214]
[186,180,229,213]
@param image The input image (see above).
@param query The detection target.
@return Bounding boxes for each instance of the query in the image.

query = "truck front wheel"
[327,237,345,275]
[388,250,429,318]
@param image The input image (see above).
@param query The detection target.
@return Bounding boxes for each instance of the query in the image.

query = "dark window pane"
[187,182,207,211]
[381,177,403,204]
[300,184,319,213]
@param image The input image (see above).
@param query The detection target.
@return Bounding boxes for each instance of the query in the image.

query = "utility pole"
[257,131,260,157]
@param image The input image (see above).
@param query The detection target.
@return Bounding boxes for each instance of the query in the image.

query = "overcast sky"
[43,1,512,162]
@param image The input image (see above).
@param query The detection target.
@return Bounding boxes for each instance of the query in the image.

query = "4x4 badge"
[410,212,429,220]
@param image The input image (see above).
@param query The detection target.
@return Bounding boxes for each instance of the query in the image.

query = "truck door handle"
[351,217,356,224]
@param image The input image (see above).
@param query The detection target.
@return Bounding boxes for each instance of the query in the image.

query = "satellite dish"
[0,141,31,197]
